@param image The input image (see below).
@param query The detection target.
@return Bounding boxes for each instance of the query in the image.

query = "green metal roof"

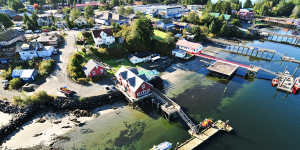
[209,13,231,21]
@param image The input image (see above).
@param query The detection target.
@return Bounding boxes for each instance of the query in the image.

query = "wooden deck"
[207,61,239,76]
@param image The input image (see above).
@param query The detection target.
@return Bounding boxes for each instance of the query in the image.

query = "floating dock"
[207,61,239,76]
[177,120,233,150]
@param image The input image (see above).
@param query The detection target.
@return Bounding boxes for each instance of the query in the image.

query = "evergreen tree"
[84,5,94,18]
[8,0,24,11]
[0,13,13,28]
[70,8,81,21]
[243,0,253,8]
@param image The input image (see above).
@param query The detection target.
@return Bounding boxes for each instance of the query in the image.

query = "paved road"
[34,31,112,97]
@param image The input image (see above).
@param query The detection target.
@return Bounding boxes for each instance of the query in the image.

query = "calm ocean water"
[56,28,300,150]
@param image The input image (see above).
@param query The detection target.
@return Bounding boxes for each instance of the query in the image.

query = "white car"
[25,30,33,34]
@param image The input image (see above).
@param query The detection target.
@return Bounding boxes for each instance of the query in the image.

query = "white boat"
[151,141,172,150]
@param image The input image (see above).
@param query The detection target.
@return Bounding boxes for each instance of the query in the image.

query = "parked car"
[25,30,33,34]
[42,29,49,32]
[72,27,78,30]
[22,83,36,92]
[58,86,75,97]
[1,80,8,89]
[34,30,41,33]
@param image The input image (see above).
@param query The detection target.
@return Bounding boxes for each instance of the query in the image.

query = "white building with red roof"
[115,67,152,102]
[176,39,203,54]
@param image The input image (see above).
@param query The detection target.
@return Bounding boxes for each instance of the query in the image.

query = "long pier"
[256,17,298,29]
[193,53,260,73]
[250,28,300,46]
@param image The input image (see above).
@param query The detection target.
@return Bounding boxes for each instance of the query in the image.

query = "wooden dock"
[177,120,233,150]
[250,28,300,46]
[207,61,239,76]
[256,17,297,29]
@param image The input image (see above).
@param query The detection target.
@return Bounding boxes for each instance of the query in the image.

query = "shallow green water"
[57,39,300,150]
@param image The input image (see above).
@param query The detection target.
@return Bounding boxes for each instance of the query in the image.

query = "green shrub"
[9,78,23,89]
[38,59,56,76]
[12,91,54,106]
[1,68,12,80]
[67,53,85,80]
[30,91,54,105]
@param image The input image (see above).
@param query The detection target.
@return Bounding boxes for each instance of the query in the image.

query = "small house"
[128,51,152,64]
[37,14,52,26]
[83,59,106,77]
[0,29,25,47]
[18,42,56,61]
[115,67,152,100]
[74,17,88,27]
[35,33,61,46]
[91,29,115,46]
[12,69,37,82]
[172,49,193,60]
[156,21,175,31]
[176,39,203,54]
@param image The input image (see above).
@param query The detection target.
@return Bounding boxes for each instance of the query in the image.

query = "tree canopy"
[84,5,94,18]
[70,8,81,21]
[0,13,13,28]
[8,0,24,11]
[243,0,253,8]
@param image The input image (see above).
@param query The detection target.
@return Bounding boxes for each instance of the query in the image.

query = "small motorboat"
[293,77,300,94]
[151,141,172,150]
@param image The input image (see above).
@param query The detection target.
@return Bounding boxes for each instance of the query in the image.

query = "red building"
[238,9,254,21]
[115,67,152,100]
[83,59,105,77]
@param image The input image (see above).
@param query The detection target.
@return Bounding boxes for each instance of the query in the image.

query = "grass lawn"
[153,30,170,42]
[103,58,140,75]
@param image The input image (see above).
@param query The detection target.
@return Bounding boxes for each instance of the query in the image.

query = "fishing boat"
[277,71,295,93]
[151,141,172,150]
[293,77,300,94]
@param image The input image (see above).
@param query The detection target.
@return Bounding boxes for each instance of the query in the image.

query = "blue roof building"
[12,69,37,82]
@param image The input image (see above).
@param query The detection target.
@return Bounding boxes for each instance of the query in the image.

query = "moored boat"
[151,141,172,150]
[293,77,300,94]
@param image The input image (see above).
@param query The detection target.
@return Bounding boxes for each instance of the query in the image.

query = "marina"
[250,28,300,46]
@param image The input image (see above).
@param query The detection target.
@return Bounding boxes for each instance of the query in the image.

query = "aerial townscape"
[0,0,300,149]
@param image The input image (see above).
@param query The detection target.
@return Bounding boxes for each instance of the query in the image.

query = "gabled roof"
[0,29,24,42]
[91,28,113,38]
[115,66,152,91]
[176,39,202,50]
[83,59,104,75]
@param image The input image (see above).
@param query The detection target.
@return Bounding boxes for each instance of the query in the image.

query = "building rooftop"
[83,59,105,76]
[0,29,24,42]
[176,39,202,50]
[207,61,239,76]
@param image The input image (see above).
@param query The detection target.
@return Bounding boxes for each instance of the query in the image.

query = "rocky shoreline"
[0,91,124,146]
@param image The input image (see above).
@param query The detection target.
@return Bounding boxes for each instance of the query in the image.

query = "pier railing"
[152,88,198,133]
